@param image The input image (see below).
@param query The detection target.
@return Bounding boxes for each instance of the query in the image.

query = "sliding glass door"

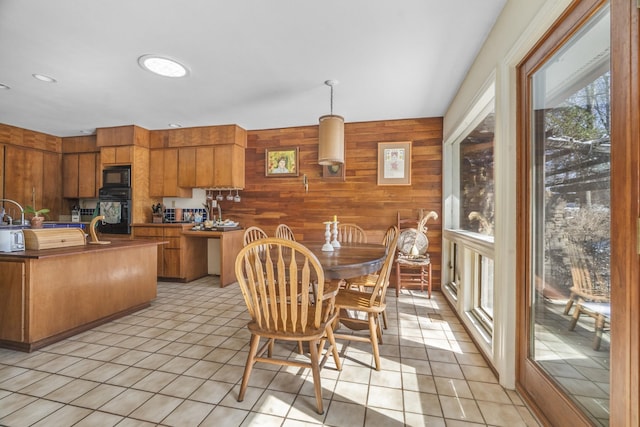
[517,1,611,425]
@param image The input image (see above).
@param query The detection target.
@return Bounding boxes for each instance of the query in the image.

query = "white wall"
[442,0,572,388]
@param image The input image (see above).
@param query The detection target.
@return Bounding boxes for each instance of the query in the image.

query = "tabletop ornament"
[322,221,334,251]
[331,216,341,248]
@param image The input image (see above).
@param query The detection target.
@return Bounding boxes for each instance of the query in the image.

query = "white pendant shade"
[318,114,344,165]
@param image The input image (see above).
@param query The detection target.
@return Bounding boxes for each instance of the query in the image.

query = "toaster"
[0,228,25,252]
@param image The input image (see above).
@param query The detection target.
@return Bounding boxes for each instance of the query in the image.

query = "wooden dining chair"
[275,223,296,241]
[564,237,610,350]
[338,223,367,243]
[343,225,399,329]
[243,226,268,246]
[395,210,438,297]
[235,238,342,414]
[332,229,399,371]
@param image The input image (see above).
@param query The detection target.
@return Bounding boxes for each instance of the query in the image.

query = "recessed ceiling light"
[168,123,182,128]
[138,55,189,78]
[32,74,57,83]
[80,129,94,135]
[0,83,9,90]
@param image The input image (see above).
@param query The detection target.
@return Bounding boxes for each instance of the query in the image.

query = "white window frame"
[442,77,497,360]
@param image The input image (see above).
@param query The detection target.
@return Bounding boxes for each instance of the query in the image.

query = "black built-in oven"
[97,186,131,234]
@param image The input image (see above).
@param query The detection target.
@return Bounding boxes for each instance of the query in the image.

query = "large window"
[460,113,495,236]
[444,91,496,340]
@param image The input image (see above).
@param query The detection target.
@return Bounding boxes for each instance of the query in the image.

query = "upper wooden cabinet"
[100,146,132,165]
[2,145,60,217]
[61,135,100,198]
[149,125,246,149]
[97,125,149,148]
[178,146,216,188]
[149,148,191,198]
[149,124,246,192]
[63,152,100,198]
[214,144,245,188]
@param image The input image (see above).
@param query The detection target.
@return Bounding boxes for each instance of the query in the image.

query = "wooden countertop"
[0,239,161,260]
[182,228,243,237]
[132,223,192,228]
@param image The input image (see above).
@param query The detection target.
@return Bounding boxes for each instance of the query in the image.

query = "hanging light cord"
[329,84,334,115]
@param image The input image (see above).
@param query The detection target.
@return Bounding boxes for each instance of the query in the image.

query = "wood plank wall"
[223,117,444,289]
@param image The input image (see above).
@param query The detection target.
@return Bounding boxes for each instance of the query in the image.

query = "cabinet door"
[149,149,190,197]
[163,248,182,278]
[62,153,80,198]
[78,153,97,198]
[214,144,245,188]
[132,226,164,276]
[149,149,164,197]
[3,146,45,214]
[177,147,196,188]
[195,146,215,187]
[42,151,61,216]
[162,228,183,279]
[101,146,131,165]
[163,149,191,196]
[0,261,26,342]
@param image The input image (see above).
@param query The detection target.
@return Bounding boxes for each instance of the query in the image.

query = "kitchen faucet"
[0,199,25,226]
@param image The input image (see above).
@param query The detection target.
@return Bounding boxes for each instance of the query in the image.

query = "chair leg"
[420,266,425,293]
[381,310,388,330]
[563,293,576,315]
[427,263,432,299]
[568,305,581,331]
[325,324,342,371]
[308,338,324,414]
[268,338,274,357]
[369,313,381,371]
[396,262,401,296]
[593,314,606,351]
[238,334,261,402]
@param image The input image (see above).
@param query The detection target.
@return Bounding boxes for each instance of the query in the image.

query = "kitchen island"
[0,239,159,352]
[132,224,243,287]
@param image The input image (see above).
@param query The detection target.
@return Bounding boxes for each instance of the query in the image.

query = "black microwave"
[102,166,131,187]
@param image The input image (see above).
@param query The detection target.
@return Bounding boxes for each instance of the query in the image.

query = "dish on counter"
[191,220,239,231]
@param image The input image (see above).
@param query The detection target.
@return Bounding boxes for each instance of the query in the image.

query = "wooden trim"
[516,1,610,426]
[610,0,640,425]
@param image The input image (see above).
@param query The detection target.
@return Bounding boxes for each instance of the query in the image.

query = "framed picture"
[377,141,412,185]
[265,147,299,177]
[322,163,345,181]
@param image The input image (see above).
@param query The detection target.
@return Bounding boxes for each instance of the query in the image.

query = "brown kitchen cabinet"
[132,224,207,282]
[100,146,132,165]
[3,145,60,218]
[149,148,191,198]
[177,146,215,188]
[0,261,26,343]
[62,152,100,198]
[214,144,245,188]
[176,144,244,189]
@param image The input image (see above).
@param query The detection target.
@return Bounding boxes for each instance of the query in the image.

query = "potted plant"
[25,205,50,229]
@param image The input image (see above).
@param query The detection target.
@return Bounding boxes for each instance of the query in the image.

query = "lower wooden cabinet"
[132,225,207,282]
[0,261,25,343]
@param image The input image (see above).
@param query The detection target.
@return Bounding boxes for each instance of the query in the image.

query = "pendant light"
[318,80,345,165]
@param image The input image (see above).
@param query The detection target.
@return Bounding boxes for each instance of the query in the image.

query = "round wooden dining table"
[303,241,388,281]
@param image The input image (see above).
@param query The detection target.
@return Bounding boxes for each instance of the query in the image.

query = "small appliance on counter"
[71,205,81,223]
[0,228,25,252]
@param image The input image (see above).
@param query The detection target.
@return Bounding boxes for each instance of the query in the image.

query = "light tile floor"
[535,299,610,426]
[0,276,541,426]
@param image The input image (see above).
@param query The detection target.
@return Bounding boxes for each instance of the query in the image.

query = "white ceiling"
[0,0,506,137]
